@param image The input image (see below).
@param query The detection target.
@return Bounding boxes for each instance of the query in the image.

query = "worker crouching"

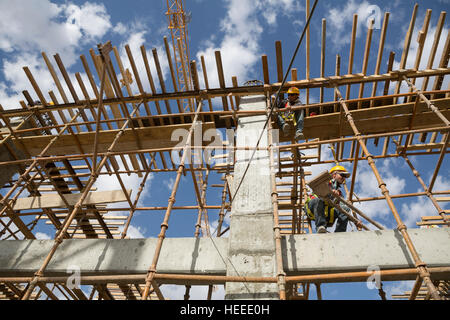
[305,165,353,233]
[276,87,305,140]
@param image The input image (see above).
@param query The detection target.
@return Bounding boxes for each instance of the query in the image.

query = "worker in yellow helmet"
[305,165,362,233]
[276,86,305,140]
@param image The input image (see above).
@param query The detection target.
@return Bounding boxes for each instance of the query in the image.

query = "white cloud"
[93,155,153,210]
[400,174,450,228]
[113,22,127,36]
[196,0,302,90]
[64,3,112,42]
[0,0,111,65]
[326,0,376,49]
[35,232,51,240]
[383,280,415,299]
[352,158,406,222]
[115,22,170,96]
[163,177,175,191]
[392,26,449,93]
[120,224,146,239]
[0,0,112,109]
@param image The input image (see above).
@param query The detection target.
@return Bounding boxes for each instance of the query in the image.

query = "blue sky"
[0,0,449,300]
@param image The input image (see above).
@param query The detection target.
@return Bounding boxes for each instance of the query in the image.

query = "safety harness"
[280,101,300,126]
[304,179,340,225]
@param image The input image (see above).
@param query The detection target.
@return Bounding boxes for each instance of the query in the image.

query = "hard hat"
[329,165,350,177]
[287,87,300,95]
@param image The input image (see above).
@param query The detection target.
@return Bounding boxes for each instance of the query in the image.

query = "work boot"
[295,130,304,140]
[282,123,293,137]
[317,226,327,233]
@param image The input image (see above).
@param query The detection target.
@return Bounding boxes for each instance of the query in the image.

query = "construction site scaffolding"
[0,2,449,300]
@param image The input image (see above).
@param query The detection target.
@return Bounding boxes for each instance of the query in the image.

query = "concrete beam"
[12,122,216,156]
[282,228,450,275]
[0,238,228,280]
[10,189,132,210]
[0,228,449,284]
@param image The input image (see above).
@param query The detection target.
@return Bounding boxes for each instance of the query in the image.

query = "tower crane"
[165,0,193,112]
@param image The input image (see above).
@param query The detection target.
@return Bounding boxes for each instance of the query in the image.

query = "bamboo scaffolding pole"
[3,68,450,118]
[3,266,450,286]
[402,76,450,127]
[357,19,374,109]
[333,84,442,300]
[1,124,447,171]
[394,4,418,104]
[393,138,450,226]
[370,12,389,107]
[0,106,87,223]
[20,44,147,300]
[267,94,287,300]
[120,169,152,239]
[215,177,230,237]
[141,100,204,300]
[401,75,450,194]
[345,14,358,100]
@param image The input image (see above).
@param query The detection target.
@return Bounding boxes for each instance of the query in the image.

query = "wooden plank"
[370,12,390,106]
[12,189,132,211]
[304,109,450,140]
[421,215,450,221]
[39,214,128,220]
[416,221,448,226]
[435,197,450,202]
[346,14,358,100]
[89,49,124,128]
[275,41,283,83]
[215,50,229,113]
[396,141,449,152]
[394,4,418,102]
[421,11,447,92]
[320,18,326,105]
[262,55,270,85]
[152,47,174,118]
[14,122,215,157]
[357,19,374,108]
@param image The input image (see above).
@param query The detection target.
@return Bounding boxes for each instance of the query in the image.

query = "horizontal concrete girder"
[0,228,448,284]
[10,189,131,210]
[12,122,216,156]
[282,228,450,277]
[0,237,228,279]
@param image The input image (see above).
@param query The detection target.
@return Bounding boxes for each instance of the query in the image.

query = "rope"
[228,0,319,207]
[201,0,320,297]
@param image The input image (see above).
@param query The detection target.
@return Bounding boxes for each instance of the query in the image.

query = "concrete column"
[225,95,278,300]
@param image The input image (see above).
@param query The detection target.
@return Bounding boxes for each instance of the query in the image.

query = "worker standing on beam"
[276,86,305,140]
[305,165,362,233]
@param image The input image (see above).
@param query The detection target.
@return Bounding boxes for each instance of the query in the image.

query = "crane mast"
[166,0,193,112]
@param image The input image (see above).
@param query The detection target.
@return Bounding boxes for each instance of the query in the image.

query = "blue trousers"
[307,197,349,232]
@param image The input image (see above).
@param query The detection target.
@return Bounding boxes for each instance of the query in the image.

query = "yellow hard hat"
[330,165,350,177]
[287,87,299,95]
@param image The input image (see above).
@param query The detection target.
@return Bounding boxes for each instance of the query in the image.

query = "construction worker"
[276,86,304,140]
[305,165,361,233]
